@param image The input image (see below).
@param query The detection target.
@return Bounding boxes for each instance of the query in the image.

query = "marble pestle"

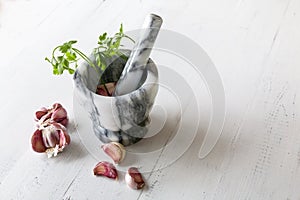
[113,14,163,96]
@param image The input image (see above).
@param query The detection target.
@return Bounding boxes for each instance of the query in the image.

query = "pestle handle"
[114,14,163,96]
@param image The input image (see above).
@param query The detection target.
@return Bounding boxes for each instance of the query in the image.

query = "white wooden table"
[1,0,300,199]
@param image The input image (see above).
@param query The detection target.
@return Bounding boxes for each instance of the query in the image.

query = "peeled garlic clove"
[93,161,118,180]
[101,142,126,164]
[125,167,145,190]
[31,129,47,153]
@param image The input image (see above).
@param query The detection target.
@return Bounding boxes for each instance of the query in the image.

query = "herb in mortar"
[45,24,134,75]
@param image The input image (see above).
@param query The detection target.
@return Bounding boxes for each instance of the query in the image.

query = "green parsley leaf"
[45,24,134,76]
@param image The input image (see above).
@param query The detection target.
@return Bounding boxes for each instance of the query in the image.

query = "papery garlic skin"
[31,122,70,157]
[45,145,60,158]
[93,161,118,180]
[125,167,145,190]
[42,125,59,148]
[35,103,68,127]
[101,142,126,164]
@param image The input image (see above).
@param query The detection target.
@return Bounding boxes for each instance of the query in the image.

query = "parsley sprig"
[94,24,134,70]
[45,24,134,75]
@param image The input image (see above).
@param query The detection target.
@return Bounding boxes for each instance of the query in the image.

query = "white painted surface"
[0,0,300,199]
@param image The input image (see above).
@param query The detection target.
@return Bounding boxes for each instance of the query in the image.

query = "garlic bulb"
[35,103,68,128]
[31,122,70,158]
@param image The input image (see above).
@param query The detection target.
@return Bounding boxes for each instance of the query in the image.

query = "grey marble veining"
[73,51,158,146]
[114,14,162,96]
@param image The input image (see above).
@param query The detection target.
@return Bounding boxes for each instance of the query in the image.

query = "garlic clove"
[51,122,70,148]
[35,108,48,120]
[125,167,145,190]
[93,161,118,180]
[31,129,47,153]
[41,125,60,148]
[51,106,68,126]
[101,142,126,164]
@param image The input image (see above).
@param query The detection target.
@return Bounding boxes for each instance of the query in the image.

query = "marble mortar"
[73,50,159,146]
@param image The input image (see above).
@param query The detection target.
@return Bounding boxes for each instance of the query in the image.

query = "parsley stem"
[52,46,60,63]
[72,48,94,67]
[124,35,135,43]
[72,48,101,74]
